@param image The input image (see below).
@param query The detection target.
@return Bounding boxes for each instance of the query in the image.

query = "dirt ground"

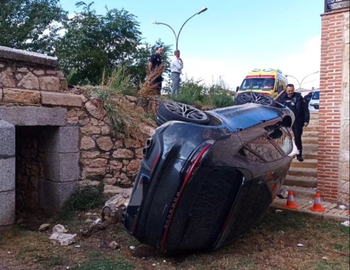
[0,208,349,270]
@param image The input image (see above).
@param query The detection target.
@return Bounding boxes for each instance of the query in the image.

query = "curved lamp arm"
[177,7,208,50]
[152,21,177,45]
[285,74,301,88]
[300,71,320,89]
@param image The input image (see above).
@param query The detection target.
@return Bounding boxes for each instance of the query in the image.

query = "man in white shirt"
[170,50,183,97]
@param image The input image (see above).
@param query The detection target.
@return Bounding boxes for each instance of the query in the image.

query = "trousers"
[171,72,181,97]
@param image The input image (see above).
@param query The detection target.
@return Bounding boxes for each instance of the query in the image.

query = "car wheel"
[156,100,209,126]
[235,92,276,106]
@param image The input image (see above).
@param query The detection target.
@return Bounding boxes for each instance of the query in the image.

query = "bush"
[209,85,235,108]
[172,79,206,107]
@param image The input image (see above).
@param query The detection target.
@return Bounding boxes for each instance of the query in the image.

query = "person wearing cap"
[277,84,310,161]
[170,50,183,97]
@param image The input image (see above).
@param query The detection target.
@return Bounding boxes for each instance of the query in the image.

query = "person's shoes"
[297,154,304,162]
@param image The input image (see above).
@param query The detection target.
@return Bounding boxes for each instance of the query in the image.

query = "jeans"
[171,72,181,97]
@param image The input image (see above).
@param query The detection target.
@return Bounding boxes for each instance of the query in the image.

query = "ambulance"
[236,68,288,98]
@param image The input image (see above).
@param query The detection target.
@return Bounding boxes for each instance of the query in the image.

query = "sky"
[59,0,323,90]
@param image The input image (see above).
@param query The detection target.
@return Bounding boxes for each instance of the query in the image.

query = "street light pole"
[152,7,208,51]
[285,71,320,89]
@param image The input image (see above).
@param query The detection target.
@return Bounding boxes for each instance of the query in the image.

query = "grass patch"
[56,184,106,221]
[71,259,135,270]
[35,255,65,268]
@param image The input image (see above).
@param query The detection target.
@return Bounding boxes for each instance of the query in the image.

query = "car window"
[312,91,319,100]
[268,127,292,155]
[240,136,283,162]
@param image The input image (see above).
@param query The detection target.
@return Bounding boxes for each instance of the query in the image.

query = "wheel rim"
[165,102,207,121]
[240,92,273,105]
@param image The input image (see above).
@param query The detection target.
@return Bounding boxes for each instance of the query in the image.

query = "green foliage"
[208,85,235,108]
[105,67,138,96]
[56,184,105,221]
[172,79,206,106]
[55,2,142,85]
[0,0,67,54]
[71,259,135,270]
[171,78,234,109]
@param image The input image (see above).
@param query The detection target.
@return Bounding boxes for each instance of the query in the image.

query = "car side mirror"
[236,86,239,92]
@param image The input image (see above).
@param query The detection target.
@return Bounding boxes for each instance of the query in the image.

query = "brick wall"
[318,8,349,203]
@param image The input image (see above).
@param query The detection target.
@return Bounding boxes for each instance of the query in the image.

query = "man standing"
[148,46,164,95]
[277,84,310,161]
[170,50,183,97]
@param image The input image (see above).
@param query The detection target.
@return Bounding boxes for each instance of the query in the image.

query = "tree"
[55,2,142,85]
[0,0,67,53]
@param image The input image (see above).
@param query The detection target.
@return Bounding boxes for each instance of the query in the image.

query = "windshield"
[312,91,319,100]
[239,78,275,91]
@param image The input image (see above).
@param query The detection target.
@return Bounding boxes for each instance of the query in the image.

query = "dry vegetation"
[0,208,348,270]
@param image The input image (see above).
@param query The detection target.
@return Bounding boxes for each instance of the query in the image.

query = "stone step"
[284,175,317,187]
[302,143,318,151]
[290,159,318,168]
[283,185,317,200]
[303,131,319,137]
[287,167,317,177]
[304,125,319,131]
[302,136,318,144]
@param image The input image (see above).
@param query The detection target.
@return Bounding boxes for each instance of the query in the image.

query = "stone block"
[0,68,15,88]
[0,120,15,156]
[0,106,66,126]
[39,76,60,92]
[0,190,15,227]
[0,157,15,191]
[3,88,41,104]
[0,87,3,101]
[41,91,82,107]
[17,72,39,89]
[42,126,79,153]
[45,152,80,182]
[39,180,77,211]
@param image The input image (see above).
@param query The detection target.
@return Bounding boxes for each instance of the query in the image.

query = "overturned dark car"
[123,92,297,254]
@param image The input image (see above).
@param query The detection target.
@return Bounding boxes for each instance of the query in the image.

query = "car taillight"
[184,142,214,182]
[150,153,160,176]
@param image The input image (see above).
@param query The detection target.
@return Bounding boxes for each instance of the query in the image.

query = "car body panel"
[123,102,295,254]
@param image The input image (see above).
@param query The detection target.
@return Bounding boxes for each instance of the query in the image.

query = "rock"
[0,68,16,87]
[50,232,77,246]
[39,76,60,91]
[85,100,106,120]
[52,224,68,233]
[109,241,121,249]
[18,72,39,89]
[81,136,96,150]
[112,149,134,159]
[96,136,114,151]
[38,223,50,232]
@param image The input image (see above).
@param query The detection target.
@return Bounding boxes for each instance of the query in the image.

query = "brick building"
[318,1,349,203]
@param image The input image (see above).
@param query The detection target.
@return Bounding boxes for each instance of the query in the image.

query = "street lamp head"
[152,21,158,24]
[198,7,208,14]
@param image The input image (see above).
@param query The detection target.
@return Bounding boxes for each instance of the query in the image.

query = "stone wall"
[0,46,158,229]
[319,8,350,204]
[67,95,157,194]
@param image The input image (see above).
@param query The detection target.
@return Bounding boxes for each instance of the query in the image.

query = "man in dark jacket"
[277,84,310,161]
[148,46,164,95]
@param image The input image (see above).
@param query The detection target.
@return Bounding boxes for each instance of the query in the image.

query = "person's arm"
[148,61,152,74]
[172,58,183,70]
[302,96,310,127]
[148,54,155,73]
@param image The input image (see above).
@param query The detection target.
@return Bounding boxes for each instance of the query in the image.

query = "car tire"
[156,100,209,126]
[235,92,276,107]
